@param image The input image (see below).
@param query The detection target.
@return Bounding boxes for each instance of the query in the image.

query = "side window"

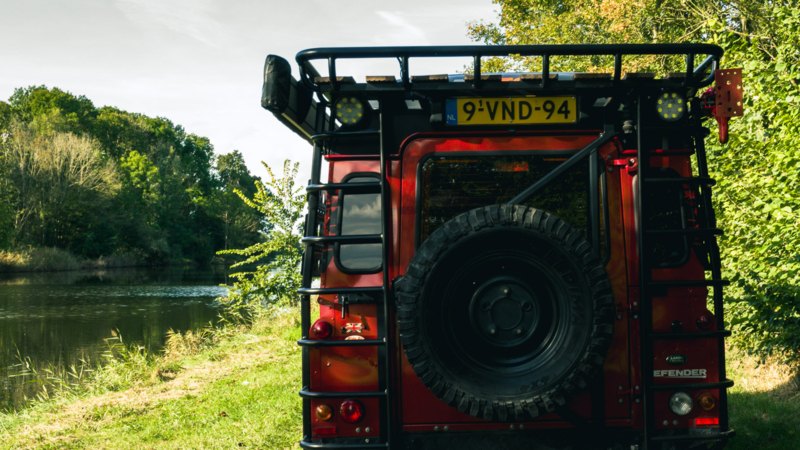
[642,167,692,268]
[337,175,382,272]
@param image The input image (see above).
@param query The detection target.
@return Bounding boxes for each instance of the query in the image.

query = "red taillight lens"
[696,313,715,330]
[696,417,719,426]
[315,403,333,421]
[339,399,364,423]
[312,320,333,339]
[698,393,716,410]
[313,427,337,435]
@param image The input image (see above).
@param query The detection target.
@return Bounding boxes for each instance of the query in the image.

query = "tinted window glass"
[339,176,382,271]
[642,168,691,267]
[419,154,596,244]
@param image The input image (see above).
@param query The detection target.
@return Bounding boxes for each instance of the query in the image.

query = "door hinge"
[616,301,640,320]
[607,157,638,174]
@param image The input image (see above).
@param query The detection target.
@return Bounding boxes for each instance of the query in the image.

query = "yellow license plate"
[445,97,577,125]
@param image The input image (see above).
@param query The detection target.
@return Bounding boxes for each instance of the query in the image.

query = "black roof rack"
[296,44,722,92]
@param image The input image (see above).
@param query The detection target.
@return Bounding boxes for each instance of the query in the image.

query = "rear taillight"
[340,399,364,423]
[315,403,333,421]
[696,313,715,330]
[696,417,719,426]
[312,320,333,339]
[698,393,716,411]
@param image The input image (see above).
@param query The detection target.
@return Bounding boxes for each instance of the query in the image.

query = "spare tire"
[396,205,614,422]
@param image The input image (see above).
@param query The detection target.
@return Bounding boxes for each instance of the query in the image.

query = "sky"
[1,0,499,182]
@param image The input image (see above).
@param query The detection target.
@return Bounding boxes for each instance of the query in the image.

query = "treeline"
[0,86,263,265]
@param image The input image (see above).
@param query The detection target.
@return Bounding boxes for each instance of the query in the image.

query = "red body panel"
[310,134,721,437]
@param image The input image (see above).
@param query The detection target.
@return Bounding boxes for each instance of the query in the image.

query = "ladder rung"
[300,389,387,399]
[300,441,388,449]
[301,234,382,245]
[650,429,735,443]
[646,280,729,288]
[644,177,716,186]
[297,339,385,347]
[646,228,723,236]
[649,330,731,340]
[649,379,734,392]
[306,182,381,194]
[298,286,384,296]
[311,130,380,142]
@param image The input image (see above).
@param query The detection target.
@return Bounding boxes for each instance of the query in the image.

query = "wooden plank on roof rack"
[366,76,397,83]
[520,73,558,81]
[623,73,657,80]
[411,74,449,83]
[464,74,502,81]
[574,73,613,80]
[314,76,356,84]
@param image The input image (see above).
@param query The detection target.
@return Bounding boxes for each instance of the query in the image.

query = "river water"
[0,267,230,410]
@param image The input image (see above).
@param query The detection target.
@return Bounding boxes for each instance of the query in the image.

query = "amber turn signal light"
[312,320,333,339]
[315,403,333,421]
[340,399,364,423]
[698,393,716,411]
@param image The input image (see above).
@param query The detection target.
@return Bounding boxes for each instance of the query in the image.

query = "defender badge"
[666,354,688,366]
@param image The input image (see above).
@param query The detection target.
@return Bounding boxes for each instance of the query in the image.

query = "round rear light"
[315,403,333,421]
[312,320,333,339]
[668,392,694,416]
[696,313,715,330]
[698,393,716,411]
[340,399,364,423]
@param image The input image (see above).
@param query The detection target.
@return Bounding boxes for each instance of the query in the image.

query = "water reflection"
[0,267,230,410]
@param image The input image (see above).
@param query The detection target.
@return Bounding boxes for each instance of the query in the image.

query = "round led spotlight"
[668,391,694,416]
[656,91,686,122]
[335,97,366,126]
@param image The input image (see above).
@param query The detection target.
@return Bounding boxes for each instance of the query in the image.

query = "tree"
[218,160,305,309]
[467,1,800,359]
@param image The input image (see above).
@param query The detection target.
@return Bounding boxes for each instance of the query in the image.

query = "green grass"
[1,309,797,449]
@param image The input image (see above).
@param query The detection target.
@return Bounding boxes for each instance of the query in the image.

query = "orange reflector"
[313,427,337,435]
[696,417,719,426]
[698,393,716,411]
[315,403,333,421]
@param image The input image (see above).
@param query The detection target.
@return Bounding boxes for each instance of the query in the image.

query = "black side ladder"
[636,97,735,448]
[297,105,393,449]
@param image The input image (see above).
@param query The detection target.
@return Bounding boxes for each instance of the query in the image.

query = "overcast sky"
[1,0,498,181]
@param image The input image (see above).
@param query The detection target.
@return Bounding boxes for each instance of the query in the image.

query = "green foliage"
[704,7,800,358]
[469,2,800,360]
[218,160,305,310]
[0,86,263,265]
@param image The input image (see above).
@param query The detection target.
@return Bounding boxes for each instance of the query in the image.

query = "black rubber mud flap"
[395,205,614,422]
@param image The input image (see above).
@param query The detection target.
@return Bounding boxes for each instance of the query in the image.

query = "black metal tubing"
[301,234,383,245]
[300,442,388,449]
[646,228,723,236]
[306,182,382,195]
[311,130,381,143]
[650,429,735,443]
[298,286,384,295]
[297,339,386,347]
[644,177,716,186]
[378,111,394,448]
[649,379,734,392]
[649,331,731,339]
[507,125,616,205]
[646,280,730,288]
[296,44,723,92]
[300,389,388,399]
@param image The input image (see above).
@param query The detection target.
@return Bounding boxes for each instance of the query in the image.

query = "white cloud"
[114,0,231,48]
[374,11,429,45]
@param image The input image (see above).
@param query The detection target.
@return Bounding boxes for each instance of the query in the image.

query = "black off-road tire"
[395,205,614,422]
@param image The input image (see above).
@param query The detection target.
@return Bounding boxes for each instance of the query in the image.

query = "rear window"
[337,175,382,272]
[418,153,605,256]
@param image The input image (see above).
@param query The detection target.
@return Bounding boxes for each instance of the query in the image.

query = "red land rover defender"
[261,44,741,450]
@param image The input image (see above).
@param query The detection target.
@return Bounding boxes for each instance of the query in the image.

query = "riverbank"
[0,307,797,449]
[0,246,145,273]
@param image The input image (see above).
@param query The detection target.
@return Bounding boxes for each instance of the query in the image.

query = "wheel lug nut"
[515,328,523,335]
[488,327,497,335]
[502,287,510,295]
[522,302,532,311]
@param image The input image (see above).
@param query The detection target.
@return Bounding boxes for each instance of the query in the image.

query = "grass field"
[0,307,797,449]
